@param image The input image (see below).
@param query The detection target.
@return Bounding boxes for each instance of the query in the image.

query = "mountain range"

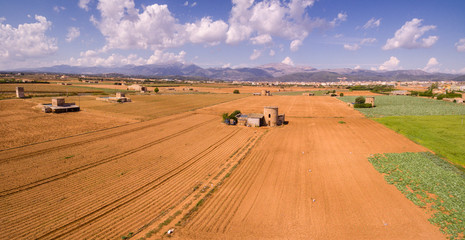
[10,63,464,82]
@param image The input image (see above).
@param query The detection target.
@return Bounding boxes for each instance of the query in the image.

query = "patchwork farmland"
[0,94,454,239]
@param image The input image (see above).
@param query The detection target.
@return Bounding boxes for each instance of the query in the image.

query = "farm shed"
[261,90,272,96]
[96,92,131,103]
[365,97,375,107]
[128,84,147,92]
[42,98,80,113]
[16,87,25,98]
[247,113,264,127]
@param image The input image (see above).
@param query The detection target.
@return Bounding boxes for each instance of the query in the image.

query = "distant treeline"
[347,85,395,93]
[0,79,49,84]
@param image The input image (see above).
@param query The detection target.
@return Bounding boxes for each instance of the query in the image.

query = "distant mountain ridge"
[10,63,463,82]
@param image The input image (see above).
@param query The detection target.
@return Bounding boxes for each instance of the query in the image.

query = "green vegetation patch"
[369,152,465,239]
[339,95,465,117]
[375,115,465,167]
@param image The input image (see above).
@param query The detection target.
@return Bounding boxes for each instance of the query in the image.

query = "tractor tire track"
[35,128,240,240]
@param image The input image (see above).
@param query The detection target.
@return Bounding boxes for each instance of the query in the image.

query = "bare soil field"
[0,95,444,239]
[173,96,444,240]
[0,111,263,239]
[0,94,246,150]
[0,99,134,150]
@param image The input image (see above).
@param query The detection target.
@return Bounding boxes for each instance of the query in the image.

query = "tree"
[355,96,365,104]
[229,110,241,121]
[233,89,240,94]
[222,113,229,121]
[154,87,159,93]
[339,93,344,97]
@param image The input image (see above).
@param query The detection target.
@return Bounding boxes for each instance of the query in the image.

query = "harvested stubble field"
[0,95,446,239]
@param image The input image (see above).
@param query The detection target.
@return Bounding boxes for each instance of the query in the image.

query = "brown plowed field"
[0,110,262,239]
[174,96,444,239]
[0,95,444,239]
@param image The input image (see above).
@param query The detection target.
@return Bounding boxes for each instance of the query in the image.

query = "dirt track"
[0,96,444,239]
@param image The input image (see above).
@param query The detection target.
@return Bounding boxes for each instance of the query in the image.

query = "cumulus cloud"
[66,27,80,42]
[147,50,186,64]
[422,57,440,72]
[382,18,438,50]
[378,56,400,71]
[251,34,272,45]
[269,49,275,56]
[360,38,376,45]
[281,56,294,66]
[250,49,262,60]
[290,39,302,51]
[0,15,57,62]
[343,38,375,51]
[70,50,186,67]
[343,43,360,51]
[92,0,227,51]
[362,17,381,29]
[226,0,345,50]
[185,17,228,45]
[53,6,66,13]
[455,38,465,52]
[79,0,92,11]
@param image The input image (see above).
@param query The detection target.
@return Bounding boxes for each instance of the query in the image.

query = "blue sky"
[0,0,464,73]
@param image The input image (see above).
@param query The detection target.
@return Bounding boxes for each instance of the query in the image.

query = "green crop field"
[339,95,465,117]
[369,152,465,239]
[338,95,465,167]
[376,115,465,167]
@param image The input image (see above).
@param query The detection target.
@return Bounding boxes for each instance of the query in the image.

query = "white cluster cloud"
[281,56,294,66]
[53,6,66,13]
[343,38,376,51]
[378,56,400,71]
[70,50,186,67]
[92,0,227,51]
[66,27,80,42]
[269,49,275,56]
[251,34,272,45]
[185,17,228,45]
[226,0,345,51]
[343,44,360,51]
[147,50,186,64]
[0,15,57,62]
[78,0,92,11]
[250,49,262,60]
[456,38,465,52]
[362,17,381,29]
[382,18,438,50]
[422,57,440,72]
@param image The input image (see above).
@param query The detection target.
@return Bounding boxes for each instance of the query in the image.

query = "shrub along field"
[369,152,465,239]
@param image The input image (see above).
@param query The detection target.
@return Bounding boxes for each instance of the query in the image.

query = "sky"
[0,0,465,73]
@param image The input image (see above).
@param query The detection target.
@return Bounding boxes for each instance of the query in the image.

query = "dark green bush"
[339,93,344,97]
[354,103,373,108]
[233,89,240,94]
[355,96,365,104]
